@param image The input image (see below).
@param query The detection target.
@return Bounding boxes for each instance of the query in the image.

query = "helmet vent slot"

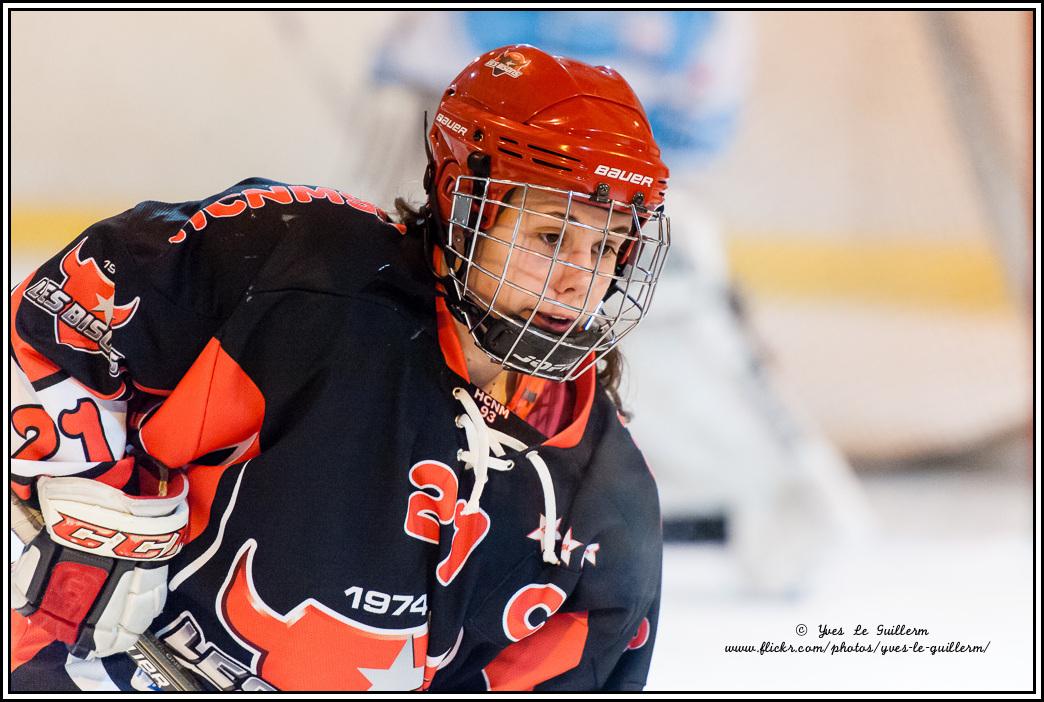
[497,147,524,159]
[527,144,581,163]
[531,158,573,172]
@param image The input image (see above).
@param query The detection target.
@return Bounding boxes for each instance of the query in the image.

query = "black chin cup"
[481,314,602,379]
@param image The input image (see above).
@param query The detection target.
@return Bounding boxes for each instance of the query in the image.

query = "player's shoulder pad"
[118,177,396,257]
[110,178,407,313]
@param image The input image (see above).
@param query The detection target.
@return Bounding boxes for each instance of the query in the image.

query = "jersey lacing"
[451,388,560,565]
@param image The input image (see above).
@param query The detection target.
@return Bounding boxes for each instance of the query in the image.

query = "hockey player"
[359,11,870,595]
[10,45,669,691]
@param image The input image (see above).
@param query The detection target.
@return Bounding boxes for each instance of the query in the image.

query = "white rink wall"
[11,11,402,203]
[11,11,1029,230]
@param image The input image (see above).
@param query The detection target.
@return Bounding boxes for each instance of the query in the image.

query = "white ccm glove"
[12,475,189,659]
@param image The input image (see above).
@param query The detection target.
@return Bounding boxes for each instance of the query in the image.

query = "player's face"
[466,188,633,335]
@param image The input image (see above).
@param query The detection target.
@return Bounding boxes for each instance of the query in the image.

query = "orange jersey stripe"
[435,296,471,382]
[10,272,62,383]
[482,611,589,690]
[10,610,58,673]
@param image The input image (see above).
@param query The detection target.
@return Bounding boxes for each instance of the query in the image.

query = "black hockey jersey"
[10,178,662,692]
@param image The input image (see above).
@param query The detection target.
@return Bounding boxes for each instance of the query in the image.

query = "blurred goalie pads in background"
[296,10,873,594]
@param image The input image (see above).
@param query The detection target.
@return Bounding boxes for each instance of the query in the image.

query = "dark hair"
[393,196,630,418]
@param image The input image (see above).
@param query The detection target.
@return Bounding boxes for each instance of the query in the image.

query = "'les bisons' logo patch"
[22,238,139,377]
[484,51,531,79]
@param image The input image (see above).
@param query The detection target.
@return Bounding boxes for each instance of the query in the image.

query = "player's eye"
[595,242,619,257]
[538,231,561,247]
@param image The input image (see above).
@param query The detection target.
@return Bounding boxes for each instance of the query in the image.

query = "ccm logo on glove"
[50,512,186,560]
[38,475,189,562]
[12,474,190,658]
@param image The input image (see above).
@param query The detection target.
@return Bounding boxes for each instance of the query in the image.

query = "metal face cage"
[443,176,671,381]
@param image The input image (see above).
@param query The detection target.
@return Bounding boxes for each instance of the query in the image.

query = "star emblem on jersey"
[358,637,424,691]
[558,528,583,566]
[526,515,562,545]
[213,540,429,690]
[92,292,118,326]
[526,518,597,569]
[582,543,600,568]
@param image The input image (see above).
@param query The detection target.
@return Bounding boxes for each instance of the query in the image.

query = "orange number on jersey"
[404,461,458,544]
[435,501,490,586]
[12,405,60,460]
[405,460,489,585]
[59,398,114,461]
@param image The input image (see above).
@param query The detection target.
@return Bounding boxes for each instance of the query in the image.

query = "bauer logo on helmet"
[435,113,468,137]
[594,165,654,187]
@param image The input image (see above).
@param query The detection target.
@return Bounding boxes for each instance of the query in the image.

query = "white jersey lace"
[452,388,560,565]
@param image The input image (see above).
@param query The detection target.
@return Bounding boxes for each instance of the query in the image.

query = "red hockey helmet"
[428,45,669,231]
[425,45,671,381]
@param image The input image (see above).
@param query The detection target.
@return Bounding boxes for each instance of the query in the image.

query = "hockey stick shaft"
[10,491,203,692]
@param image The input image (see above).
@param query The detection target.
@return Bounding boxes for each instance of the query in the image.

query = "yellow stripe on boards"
[726,236,1011,311]
[12,206,129,254]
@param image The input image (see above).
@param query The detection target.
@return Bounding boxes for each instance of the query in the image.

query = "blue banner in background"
[462,11,715,70]
[459,11,744,162]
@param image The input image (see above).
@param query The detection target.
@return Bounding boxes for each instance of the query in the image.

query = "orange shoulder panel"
[139,338,265,541]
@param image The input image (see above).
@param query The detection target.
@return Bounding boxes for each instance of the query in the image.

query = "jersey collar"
[434,294,595,451]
